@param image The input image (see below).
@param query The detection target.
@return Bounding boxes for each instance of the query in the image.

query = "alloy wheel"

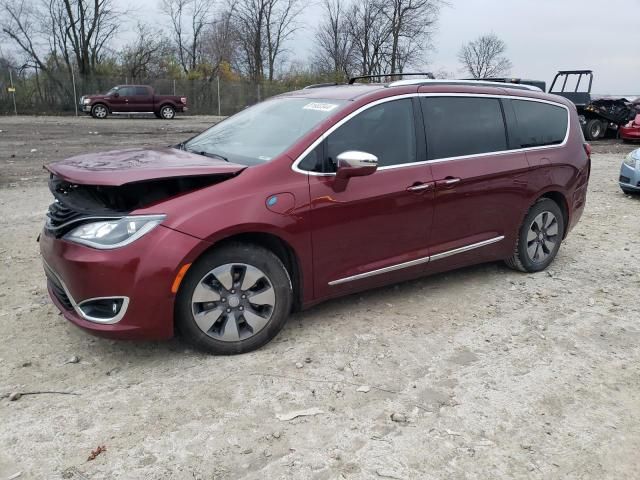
[526,211,559,263]
[93,105,107,118]
[161,106,175,119]
[190,263,276,342]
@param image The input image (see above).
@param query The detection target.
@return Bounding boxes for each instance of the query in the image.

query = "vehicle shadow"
[81,260,510,363]
[287,261,507,328]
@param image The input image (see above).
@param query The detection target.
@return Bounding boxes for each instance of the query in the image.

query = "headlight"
[83,98,91,104]
[64,215,165,249]
[623,152,638,168]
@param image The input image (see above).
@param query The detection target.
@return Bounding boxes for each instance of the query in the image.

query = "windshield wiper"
[184,148,229,162]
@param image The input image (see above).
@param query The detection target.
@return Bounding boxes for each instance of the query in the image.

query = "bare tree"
[201,8,238,78]
[232,0,301,82]
[385,0,442,74]
[161,0,213,75]
[232,0,266,82]
[346,0,390,77]
[1,0,119,77]
[119,23,171,79]
[264,0,300,81]
[458,33,512,79]
[313,0,354,79]
[1,0,49,74]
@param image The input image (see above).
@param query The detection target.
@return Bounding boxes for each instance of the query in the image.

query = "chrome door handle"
[440,177,461,185]
[407,183,432,192]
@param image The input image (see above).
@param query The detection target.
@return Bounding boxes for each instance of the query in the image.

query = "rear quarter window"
[511,99,568,148]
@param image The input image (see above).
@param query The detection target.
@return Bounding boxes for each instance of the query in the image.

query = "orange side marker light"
[171,263,192,294]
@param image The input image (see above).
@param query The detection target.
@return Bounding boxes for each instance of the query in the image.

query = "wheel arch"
[158,103,176,112]
[537,190,570,239]
[185,231,304,313]
[91,102,110,113]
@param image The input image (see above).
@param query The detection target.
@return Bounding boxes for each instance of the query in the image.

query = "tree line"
[0,0,512,100]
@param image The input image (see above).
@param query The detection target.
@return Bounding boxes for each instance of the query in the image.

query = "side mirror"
[113,92,120,98]
[335,151,378,180]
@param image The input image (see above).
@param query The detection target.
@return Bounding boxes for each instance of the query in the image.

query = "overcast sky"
[122,0,639,94]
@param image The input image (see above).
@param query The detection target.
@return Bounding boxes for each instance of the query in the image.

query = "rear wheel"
[176,243,293,355]
[506,198,565,273]
[159,105,175,119]
[585,119,604,140]
[91,104,108,119]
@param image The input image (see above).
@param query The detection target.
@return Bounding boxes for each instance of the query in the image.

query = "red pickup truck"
[80,85,188,119]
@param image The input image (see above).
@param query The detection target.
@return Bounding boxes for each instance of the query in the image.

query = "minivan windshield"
[183,97,347,166]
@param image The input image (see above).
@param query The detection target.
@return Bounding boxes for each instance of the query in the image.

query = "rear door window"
[134,87,150,96]
[421,97,508,160]
[511,100,568,148]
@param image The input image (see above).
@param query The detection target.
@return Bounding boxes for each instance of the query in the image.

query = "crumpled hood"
[45,148,246,186]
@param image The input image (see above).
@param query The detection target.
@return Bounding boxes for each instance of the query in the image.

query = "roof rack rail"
[303,82,339,89]
[387,78,543,92]
[348,72,435,85]
[466,77,547,92]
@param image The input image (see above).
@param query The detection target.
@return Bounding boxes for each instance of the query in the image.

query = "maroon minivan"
[41,79,590,354]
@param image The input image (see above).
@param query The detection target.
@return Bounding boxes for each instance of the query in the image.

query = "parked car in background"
[620,114,640,143]
[619,148,640,194]
[80,85,187,119]
[42,78,590,355]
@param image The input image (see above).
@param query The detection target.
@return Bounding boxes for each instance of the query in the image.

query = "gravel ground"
[1,116,639,479]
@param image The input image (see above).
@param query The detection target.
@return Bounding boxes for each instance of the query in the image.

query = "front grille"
[47,200,84,231]
[43,263,73,311]
[620,175,631,183]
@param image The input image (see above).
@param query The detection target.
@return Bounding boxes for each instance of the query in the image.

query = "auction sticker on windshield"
[303,102,339,112]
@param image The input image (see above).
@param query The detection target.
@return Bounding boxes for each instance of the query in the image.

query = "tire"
[159,105,176,119]
[175,243,293,355]
[584,119,604,140]
[505,198,565,273]
[91,103,108,119]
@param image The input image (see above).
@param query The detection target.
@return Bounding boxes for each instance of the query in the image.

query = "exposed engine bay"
[45,173,235,237]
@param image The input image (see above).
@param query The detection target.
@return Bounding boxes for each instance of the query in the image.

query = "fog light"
[78,298,125,320]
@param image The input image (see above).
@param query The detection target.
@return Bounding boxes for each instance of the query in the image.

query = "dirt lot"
[1,116,639,479]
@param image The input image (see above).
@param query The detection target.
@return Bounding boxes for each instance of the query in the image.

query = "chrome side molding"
[328,256,431,286]
[430,236,504,261]
[327,236,505,286]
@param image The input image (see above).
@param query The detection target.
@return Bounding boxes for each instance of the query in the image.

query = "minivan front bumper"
[40,224,205,340]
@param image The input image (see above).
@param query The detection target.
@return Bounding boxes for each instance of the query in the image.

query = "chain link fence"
[0,70,311,116]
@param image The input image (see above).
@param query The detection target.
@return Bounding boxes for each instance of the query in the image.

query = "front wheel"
[91,104,108,119]
[505,198,565,273]
[175,243,293,355]
[159,105,176,119]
